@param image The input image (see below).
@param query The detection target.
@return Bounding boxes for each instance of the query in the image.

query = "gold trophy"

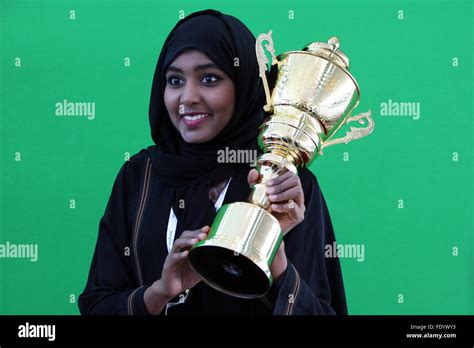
[188,32,374,298]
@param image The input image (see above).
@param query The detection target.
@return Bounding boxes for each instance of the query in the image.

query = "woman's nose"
[180,82,201,106]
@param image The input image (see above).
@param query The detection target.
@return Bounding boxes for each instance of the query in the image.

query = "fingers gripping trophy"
[188,31,375,298]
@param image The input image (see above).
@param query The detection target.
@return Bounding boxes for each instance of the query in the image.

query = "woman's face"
[164,49,235,144]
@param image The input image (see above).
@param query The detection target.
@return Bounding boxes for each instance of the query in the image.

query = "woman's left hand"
[247,169,306,235]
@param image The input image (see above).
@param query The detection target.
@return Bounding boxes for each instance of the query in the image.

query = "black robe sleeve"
[261,168,348,315]
[78,151,152,315]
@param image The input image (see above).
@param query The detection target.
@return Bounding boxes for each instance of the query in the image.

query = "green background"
[0,0,472,314]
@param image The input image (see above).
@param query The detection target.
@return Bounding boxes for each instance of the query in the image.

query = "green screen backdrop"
[0,0,472,314]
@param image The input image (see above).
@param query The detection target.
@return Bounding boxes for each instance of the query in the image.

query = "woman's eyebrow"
[166,63,220,73]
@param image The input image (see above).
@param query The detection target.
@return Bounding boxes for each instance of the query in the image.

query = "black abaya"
[78,147,347,315]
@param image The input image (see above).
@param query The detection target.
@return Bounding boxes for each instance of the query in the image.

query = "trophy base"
[188,202,283,299]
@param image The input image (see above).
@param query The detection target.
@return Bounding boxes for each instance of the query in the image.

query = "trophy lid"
[303,37,350,70]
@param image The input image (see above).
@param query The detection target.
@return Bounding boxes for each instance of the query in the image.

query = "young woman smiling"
[79,9,347,316]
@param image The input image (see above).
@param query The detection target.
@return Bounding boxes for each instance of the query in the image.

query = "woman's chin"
[181,132,212,144]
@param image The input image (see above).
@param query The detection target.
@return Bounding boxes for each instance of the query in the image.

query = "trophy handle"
[320,109,374,154]
[256,30,278,112]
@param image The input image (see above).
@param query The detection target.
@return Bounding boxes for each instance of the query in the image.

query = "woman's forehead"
[166,49,221,72]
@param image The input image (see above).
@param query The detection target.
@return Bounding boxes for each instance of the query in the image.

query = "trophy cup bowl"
[188,33,374,298]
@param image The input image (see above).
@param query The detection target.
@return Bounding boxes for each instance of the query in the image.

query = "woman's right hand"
[155,226,210,300]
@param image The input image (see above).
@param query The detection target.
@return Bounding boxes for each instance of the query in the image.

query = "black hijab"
[147,9,265,233]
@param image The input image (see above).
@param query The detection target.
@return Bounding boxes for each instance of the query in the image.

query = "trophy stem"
[248,174,276,210]
[248,158,293,211]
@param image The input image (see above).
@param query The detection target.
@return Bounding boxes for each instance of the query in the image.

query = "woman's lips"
[181,113,211,128]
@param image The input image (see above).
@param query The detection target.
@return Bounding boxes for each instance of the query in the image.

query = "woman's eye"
[167,76,183,86]
[201,75,220,84]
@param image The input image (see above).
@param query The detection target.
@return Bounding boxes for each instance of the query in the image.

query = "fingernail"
[267,187,275,194]
[191,239,198,243]
[202,226,209,232]
[269,195,277,200]
[198,233,206,239]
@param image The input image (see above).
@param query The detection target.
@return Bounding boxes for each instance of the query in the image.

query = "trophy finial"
[327,36,340,50]
[304,37,349,69]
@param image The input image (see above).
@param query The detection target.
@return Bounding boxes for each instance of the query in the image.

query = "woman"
[78,9,347,315]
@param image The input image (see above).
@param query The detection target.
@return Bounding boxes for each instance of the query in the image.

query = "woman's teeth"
[183,114,209,121]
